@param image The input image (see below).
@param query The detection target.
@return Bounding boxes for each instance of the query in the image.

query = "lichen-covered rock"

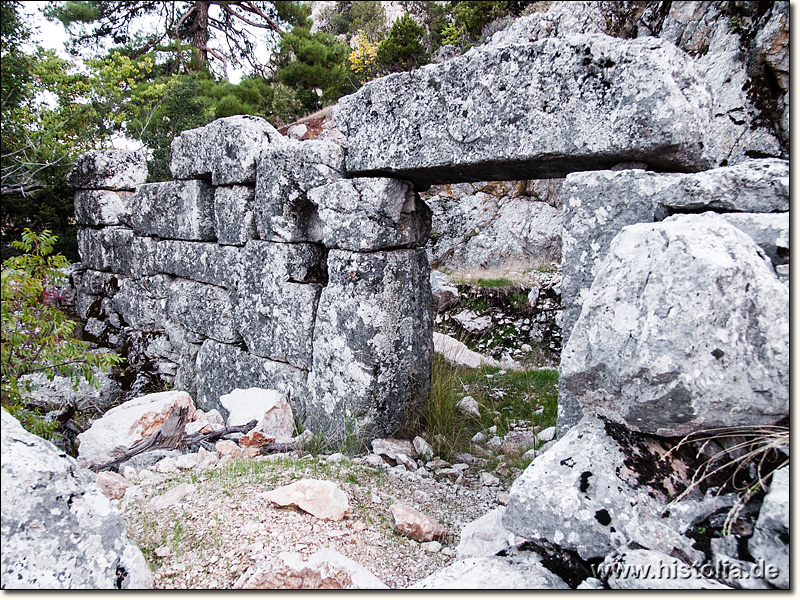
[561,214,788,437]
[166,279,239,344]
[130,180,215,241]
[232,241,326,370]
[170,115,285,185]
[254,139,345,242]
[748,466,789,589]
[306,249,432,440]
[503,415,705,562]
[77,227,135,274]
[193,339,308,416]
[219,387,295,439]
[1,410,152,589]
[430,271,459,312]
[456,507,525,559]
[411,554,569,589]
[21,367,122,412]
[214,185,257,245]
[74,189,134,226]
[601,549,732,590]
[66,149,148,190]
[308,177,431,251]
[154,240,241,288]
[339,35,711,188]
[719,211,789,269]
[76,390,196,469]
[111,274,172,333]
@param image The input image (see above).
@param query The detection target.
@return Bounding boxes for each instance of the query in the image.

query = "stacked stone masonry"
[70,116,433,441]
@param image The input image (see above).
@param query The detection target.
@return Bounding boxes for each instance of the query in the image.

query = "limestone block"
[74,189,134,226]
[232,241,326,370]
[748,466,789,589]
[306,249,432,440]
[77,227,135,274]
[308,177,432,251]
[719,211,789,268]
[561,214,788,437]
[603,550,732,589]
[67,149,148,190]
[456,507,525,559]
[154,240,241,288]
[193,339,308,416]
[254,139,345,242]
[130,180,215,241]
[1,409,152,589]
[388,504,446,542]
[110,274,171,332]
[214,185,257,245]
[339,35,711,188]
[165,279,239,344]
[219,387,295,439]
[170,115,285,185]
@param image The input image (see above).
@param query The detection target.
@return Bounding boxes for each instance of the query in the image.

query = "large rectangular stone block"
[194,339,308,416]
[232,241,327,370]
[214,185,257,245]
[170,115,285,185]
[77,227,158,275]
[339,35,712,189]
[66,149,148,190]
[154,240,241,288]
[166,279,240,344]
[130,180,215,241]
[306,248,433,440]
[74,189,133,226]
[308,177,432,251]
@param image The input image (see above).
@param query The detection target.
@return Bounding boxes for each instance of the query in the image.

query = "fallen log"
[92,406,257,472]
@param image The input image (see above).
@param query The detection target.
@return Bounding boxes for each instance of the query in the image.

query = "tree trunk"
[192,1,210,62]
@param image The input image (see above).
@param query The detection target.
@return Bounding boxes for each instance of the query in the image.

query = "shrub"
[376,13,430,72]
[1,229,122,437]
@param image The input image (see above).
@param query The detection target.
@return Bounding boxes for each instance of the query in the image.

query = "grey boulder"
[748,466,789,589]
[411,554,568,589]
[561,213,789,437]
[339,34,711,188]
[1,409,152,589]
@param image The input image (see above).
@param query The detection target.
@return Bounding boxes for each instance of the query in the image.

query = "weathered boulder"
[76,390,196,469]
[21,366,122,412]
[74,189,134,227]
[214,185,257,245]
[503,415,706,562]
[193,340,307,416]
[95,471,133,500]
[165,279,239,344]
[339,35,711,188]
[263,479,350,521]
[388,504,446,542]
[254,139,345,242]
[306,249,432,439]
[561,214,789,437]
[67,149,148,191]
[411,554,569,589]
[219,388,295,439]
[234,550,387,589]
[430,271,459,312]
[1,409,152,589]
[170,115,285,185]
[232,241,326,370]
[456,507,525,559]
[748,465,789,589]
[719,211,789,268]
[130,180,215,241]
[371,438,417,464]
[308,177,432,251]
[433,332,501,370]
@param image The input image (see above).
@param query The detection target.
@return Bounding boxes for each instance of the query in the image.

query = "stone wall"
[69,116,432,441]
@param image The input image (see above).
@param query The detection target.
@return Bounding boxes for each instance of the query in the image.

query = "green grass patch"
[475,277,514,288]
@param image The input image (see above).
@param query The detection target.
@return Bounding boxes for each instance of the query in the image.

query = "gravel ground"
[120,451,509,589]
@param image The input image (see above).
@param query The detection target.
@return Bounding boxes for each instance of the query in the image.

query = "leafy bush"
[1,229,122,437]
[376,13,430,72]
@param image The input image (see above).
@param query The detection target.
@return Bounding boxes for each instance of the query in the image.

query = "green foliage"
[376,13,429,72]
[450,0,537,43]
[1,229,122,437]
[330,1,387,42]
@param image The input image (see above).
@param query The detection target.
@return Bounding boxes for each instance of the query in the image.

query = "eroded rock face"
[503,415,705,562]
[340,34,711,188]
[66,149,148,191]
[1,409,152,589]
[307,249,432,438]
[561,214,789,437]
[170,115,285,185]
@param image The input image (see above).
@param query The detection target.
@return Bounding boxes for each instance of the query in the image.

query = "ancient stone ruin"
[69,116,432,441]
